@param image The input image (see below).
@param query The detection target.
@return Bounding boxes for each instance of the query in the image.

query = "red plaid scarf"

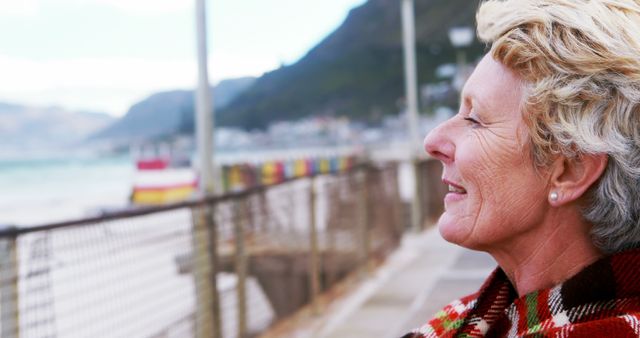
[403,249,640,337]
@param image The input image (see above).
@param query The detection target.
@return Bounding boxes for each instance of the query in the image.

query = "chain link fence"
[0,159,444,338]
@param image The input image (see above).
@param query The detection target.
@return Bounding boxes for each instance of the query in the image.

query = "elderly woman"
[404,0,640,337]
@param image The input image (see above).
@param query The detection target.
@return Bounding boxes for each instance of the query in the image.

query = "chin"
[436,212,483,250]
[437,213,468,246]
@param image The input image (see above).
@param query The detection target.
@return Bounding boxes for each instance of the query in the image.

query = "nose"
[424,119,455,163]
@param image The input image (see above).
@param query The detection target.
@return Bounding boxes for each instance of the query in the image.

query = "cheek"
[481,169,548,242]
[462,131,530,182]
[458,134,545,228]
[457,135,510,198]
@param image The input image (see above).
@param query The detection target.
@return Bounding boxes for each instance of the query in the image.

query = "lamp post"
[401,0,423,232]
[196,0,215,194]
[193,2,221,338]
[401,0,420,156]
[448,26,474,91]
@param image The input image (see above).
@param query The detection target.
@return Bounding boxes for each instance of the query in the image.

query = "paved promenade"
[283,227,497,338]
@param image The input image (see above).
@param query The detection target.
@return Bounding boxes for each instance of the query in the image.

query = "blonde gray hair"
[477,0,640,253]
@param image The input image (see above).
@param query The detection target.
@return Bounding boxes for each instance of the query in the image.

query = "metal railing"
[0,159,445,338]
[0,158,450,338]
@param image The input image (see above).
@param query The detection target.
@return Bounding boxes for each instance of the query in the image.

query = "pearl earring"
[550,191,559,202]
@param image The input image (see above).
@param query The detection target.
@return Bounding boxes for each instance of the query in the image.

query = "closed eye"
[463,117,480,125]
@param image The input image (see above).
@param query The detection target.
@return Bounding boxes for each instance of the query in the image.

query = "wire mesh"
[1,209,194,338]
[0,161,410,338]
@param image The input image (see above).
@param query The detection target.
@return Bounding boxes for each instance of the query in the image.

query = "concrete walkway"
[284,227,497,338]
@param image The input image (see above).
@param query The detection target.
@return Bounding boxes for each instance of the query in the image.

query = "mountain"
[93,0,484,140]
[0,102,113,150]
[91,77,256,142]
[217,0,484,130]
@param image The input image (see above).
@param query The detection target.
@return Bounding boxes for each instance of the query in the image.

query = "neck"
[488,208,602,296]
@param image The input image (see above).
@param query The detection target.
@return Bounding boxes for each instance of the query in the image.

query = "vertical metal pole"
[358,167,371,276]
[207,206,222,338]
[195,0,215,194]
[392,164,405,240]
[0,228,19,338]
[412,159,424,231]
[308,177,321,315]
[234,199,248,338]
[326,183,338,286]
[258,190,269,233]
[402,0,424,232]
[402,0,420,154]
[193,1,219,337]
[190,208,215,338]
[424,159,439,222]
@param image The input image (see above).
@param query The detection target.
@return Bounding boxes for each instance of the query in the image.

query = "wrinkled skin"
[424,54,552,251]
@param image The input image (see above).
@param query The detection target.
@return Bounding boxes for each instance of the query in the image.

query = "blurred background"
[0,1,494,337]
[0,0,485,226]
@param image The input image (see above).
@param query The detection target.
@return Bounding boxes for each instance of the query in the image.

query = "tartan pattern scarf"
[403,249,640,337]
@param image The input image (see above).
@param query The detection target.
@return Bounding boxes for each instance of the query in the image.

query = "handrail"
[0,163,373,237]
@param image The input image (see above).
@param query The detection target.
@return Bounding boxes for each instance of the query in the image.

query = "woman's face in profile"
[424,55,551,250]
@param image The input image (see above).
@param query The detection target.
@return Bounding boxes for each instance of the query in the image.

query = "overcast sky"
[0,0,367,116]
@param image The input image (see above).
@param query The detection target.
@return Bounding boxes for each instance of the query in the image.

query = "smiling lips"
[444,179,467,194]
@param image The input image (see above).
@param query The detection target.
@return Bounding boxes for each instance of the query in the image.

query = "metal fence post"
[358,166,371,276]
[411,158,424,232]
[0,227,19,338]
[233,198,248,338]
[207,204,222,338]
[424,158,444,224]
[308,176,321,315]
[258,190,269,233]
[190,207,217,338]
[392,163,405,238]
[421,159,433,225]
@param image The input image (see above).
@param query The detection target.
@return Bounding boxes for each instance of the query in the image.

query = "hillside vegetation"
[93,0,485,142]
[217,0,484,130]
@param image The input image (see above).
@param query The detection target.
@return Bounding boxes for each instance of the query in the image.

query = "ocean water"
[0,145,365,227]
[0,155,134,226]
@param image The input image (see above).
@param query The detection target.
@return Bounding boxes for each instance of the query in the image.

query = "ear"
[548,153,608,206]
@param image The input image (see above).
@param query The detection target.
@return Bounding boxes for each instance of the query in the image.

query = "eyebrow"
[459,90,472,111]
[460,90,488,114]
